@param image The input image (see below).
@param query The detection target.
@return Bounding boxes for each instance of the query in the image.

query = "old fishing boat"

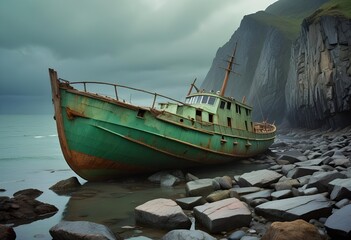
[49,48,276,181]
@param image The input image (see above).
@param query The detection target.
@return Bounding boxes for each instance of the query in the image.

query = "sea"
[0,114,269,239]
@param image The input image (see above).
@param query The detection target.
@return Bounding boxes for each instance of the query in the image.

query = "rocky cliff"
[201,0,351,128]
[285,15,351,128]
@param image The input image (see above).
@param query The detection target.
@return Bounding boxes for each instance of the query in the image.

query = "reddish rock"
[262,219,324,240]
[135,198,191,230]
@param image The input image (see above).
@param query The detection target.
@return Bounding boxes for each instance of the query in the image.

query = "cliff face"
[201,0,351,128]
[285,16,351,128]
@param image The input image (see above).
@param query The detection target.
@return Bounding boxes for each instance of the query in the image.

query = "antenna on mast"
[219,42,239,97]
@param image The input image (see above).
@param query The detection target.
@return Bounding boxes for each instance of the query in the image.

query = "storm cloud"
[0,0,276,113]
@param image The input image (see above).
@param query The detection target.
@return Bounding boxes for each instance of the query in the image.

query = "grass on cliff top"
[310,0,351,20]
[250,11,301,41]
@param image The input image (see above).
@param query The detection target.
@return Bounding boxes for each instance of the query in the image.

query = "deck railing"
[59,78,187,109]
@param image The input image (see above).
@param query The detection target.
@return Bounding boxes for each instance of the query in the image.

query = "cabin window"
[220,101,226,109]
[137,109,146,118]
[227,102,231,110]
[196,96,202,104]
[202,96,209,104]
[227,117,232,127]
[208,97,216,105]
[209,113,214,123]
[251,122,253,131]
[245,121,248,131]
[246,109,250,116]
[185,97,191,104]
[196,110,202,122]
[236,104,241,114]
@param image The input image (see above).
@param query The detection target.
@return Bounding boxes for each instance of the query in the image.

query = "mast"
[219,42,238,97]
[187,78,199,96]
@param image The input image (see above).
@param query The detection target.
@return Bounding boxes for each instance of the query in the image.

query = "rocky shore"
[1,127,351,240]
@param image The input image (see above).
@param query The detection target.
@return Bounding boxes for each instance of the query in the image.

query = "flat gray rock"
[135,198,191,230]
[229,187,262,198]
[161,229,216,240]
[49,220,117,240]
[295,158,326,167]
[255,194,332,221]
[271,190,292,200]
[175,196,204,210]
[194,198,251,233]
[240,189,273,204]
[185,179,216,197]
[287,166,323,179]
[325,204,351,239]
[277,150,308,163]
[238,169,282,188]
[306,170,346,192]
[328,178,351,201]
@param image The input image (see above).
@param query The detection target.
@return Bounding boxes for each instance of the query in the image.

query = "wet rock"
[328,178,351,201]
[274,179,300,191]
[238,169,282,188]
[240,189,273,204]
[175,196,204,210]
[335,198,350,209]
[277,150,308,163]
[0,188,58,225]
[250,198,270,207]
[227,230,245,240]
[161,174,179,187]
[185,173,199,182]
[206,190,230,202]
[295,158,326,167]
[271,190,292,200]
[262,219,324,240]
[281,164,296,175]
[325,204,351,240]
[229,187,262,198]
[306,170,346,192]
[194,198,251,233]
[303,187,319,195]
[0,224,16,240]
[49,220,118,240]
[49,177,81,193]
[218,176,233,189]
[185,179,216,197]
[135,198,191,230]
[255,194,332,221]
[287,166,323,179]
[13,188,43,199]
[161,229,216,240]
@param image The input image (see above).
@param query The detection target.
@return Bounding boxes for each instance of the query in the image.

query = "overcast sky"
[0,0,277,114]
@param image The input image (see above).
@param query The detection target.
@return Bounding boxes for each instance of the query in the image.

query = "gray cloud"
[0,0,277,113]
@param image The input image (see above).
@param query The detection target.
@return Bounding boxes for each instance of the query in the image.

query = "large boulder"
[135,198,191,230]
[262,219,324,240]
[194,198,251,233]
[185,179,217,197]
[49,220,117,240]
[286,166,323,179]
[161,229,216,240]
[328,178,351,201]
[255,194,332,221]
[237,169,282,188]
[325,204,351,240]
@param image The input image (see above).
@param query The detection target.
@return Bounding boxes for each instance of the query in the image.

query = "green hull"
[49,69,275,181]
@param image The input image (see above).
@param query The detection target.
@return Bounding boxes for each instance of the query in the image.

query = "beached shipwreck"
[49,49,276,181]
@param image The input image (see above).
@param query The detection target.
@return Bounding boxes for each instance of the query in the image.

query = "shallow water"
[0,115,269,239]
